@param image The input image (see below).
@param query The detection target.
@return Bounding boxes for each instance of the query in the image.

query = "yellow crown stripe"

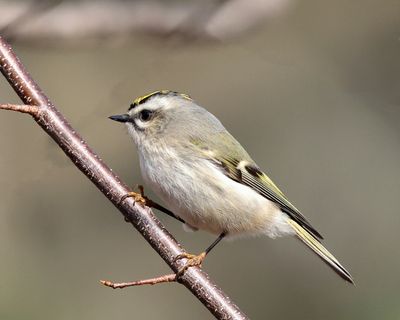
[130,90,192,109]
[133,90,168,105]
[178,93,193,101]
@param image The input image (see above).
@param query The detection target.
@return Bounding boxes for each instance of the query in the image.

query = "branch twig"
[101,274,177,289]
[0,37,248,319]
[0,103,40,115]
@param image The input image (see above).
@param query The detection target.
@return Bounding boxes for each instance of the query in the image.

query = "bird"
[109,90,353,283]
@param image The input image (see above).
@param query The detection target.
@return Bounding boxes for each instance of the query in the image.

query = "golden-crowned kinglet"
[109,90,353,283]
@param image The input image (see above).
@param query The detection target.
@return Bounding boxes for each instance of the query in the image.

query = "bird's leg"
[175,232,226,277]
[120,185,185,224]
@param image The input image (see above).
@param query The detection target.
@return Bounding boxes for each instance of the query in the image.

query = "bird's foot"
[120,185,186,224]
[175,252,207,277]
[120,185,152,207]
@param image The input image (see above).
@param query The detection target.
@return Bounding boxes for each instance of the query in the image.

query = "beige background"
[0,1,399,319]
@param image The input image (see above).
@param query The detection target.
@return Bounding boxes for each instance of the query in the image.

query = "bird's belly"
[140,152,291,238]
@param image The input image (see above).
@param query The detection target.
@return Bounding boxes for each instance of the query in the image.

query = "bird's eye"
[139,109,153,122]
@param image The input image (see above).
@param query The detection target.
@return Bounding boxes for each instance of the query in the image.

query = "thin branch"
[101,274,177,289]
[0,103,40,116]
[0,37,248,319]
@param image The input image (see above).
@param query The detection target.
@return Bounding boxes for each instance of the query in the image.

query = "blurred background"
[0,0,399,319]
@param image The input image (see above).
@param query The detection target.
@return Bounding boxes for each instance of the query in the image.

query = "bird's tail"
[286,219,354,284]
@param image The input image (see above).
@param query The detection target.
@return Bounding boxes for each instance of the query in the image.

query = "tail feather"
[287,219,354,284]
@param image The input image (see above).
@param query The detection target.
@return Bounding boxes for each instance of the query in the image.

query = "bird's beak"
[109,114,130,123]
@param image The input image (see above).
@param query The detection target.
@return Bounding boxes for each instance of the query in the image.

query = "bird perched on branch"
[109,90,353,283]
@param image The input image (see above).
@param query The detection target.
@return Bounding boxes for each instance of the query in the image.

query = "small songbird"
[109,90,353,283]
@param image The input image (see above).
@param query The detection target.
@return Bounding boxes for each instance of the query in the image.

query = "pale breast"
[138,146,290,237]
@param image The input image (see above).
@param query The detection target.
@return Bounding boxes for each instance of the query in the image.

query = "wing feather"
[191,135,323,240]
[218,155,323,240]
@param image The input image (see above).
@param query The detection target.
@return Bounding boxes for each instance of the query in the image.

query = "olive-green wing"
[190,133,323,240]
[215,155,323,240]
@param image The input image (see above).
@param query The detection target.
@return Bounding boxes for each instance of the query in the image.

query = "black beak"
[109,114,130,123]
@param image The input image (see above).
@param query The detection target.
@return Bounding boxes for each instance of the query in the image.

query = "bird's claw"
[175,252,207,277]
[120,185,151,207]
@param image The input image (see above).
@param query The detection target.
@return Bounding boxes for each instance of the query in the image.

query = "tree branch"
[0,103,40,115]
[0,37,248,319]
[100,274,177,289]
